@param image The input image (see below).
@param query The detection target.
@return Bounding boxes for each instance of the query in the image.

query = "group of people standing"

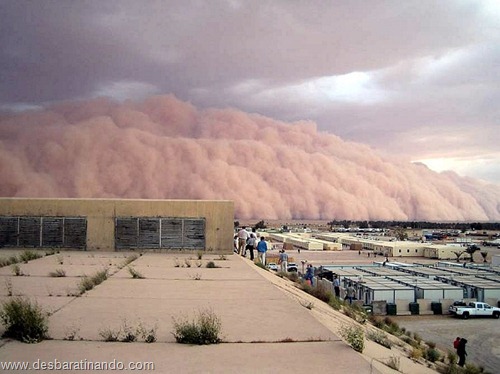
[236,227,267,265]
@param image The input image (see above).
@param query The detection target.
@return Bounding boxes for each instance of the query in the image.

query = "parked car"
[287,262,298,272]
[449,301,500,319]
[266,263,278,271]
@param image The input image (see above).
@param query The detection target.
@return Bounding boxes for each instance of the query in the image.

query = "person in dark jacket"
[457,338,467,367]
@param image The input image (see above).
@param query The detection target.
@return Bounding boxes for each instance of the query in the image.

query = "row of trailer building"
[269,231,477,260]
[316,261,500,316]
[266,231,500,316]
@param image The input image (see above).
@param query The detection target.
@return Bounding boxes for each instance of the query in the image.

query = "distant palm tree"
[465,245,480,262]
[453,251,465,263]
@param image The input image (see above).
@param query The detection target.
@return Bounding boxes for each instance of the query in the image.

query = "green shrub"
[19,250,43,263]
[425,347,441,362]
[48,269,66,277]
[308,284,333,304]
[328,295,343,310]
[462,363,485,374]
[367,330,393,349]
[427,341,437,349]
[339,325,364,353]
[197,251,203,260]
[285,272,299,282]
[206,261,218,268]
[254,262,267,270]
[0,298,48,343]
[172,309,222,345]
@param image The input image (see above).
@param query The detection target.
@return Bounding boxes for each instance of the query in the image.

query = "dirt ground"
[391,315,500,373]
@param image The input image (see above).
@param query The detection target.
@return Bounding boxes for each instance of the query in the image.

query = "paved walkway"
[0,252,380,373]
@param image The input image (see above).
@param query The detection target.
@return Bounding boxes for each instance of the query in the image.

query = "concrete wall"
[0,198,234,253]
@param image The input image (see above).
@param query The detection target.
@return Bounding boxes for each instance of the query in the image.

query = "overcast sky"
[1,0,499,183]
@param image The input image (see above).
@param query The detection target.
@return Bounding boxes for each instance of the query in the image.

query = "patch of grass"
[339,324,364,353]
[0,297,48,343]
[343,303,367,324]
[184,259,192,268]
[174,258,181,268]
[118,254,139,269]
[206,261,219,268]
[385,356,400,371]
[308,284,333,304]
[328,295,343,310]
[0,256,18,268]
[300,300,314,310]
[285,272,299,282]
[127,266,145,279]
[137,322,157,343]
[369,315,385,329]
[11,264,24,276]
[19,250,43,263]
[172,309,222,345]
[190,273,202,280]
[197,250,203,260]
[99,327,120,342]
[48,269,66,277]
[5,279,13,296]
[121,320,137,342]
[410,347,424,360]
[63,324,81,341]
[78,269,109,294]
[254,262,267,270]
[413,332,422,344]
[55,255,64,265]
[367,330,393,349]
[218,255,227,261]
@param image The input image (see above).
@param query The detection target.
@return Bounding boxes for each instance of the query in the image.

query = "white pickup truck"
[449,301,500,319]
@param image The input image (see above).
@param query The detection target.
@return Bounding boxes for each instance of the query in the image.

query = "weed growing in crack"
[385,356,400,371]
[172,309,222,345]
[127,266,145,279]
[48,269,66,277]
[19,250,43,263]
[11,264,24,276]
[99,327,120,342]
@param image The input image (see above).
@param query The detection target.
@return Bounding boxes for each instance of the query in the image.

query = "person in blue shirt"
[304,264,314,286]
[256,237,268,266]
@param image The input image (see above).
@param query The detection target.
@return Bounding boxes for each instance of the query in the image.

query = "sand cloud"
[1,95,498,221]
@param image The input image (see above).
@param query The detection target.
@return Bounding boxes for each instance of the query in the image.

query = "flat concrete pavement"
[0,252,380,373]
